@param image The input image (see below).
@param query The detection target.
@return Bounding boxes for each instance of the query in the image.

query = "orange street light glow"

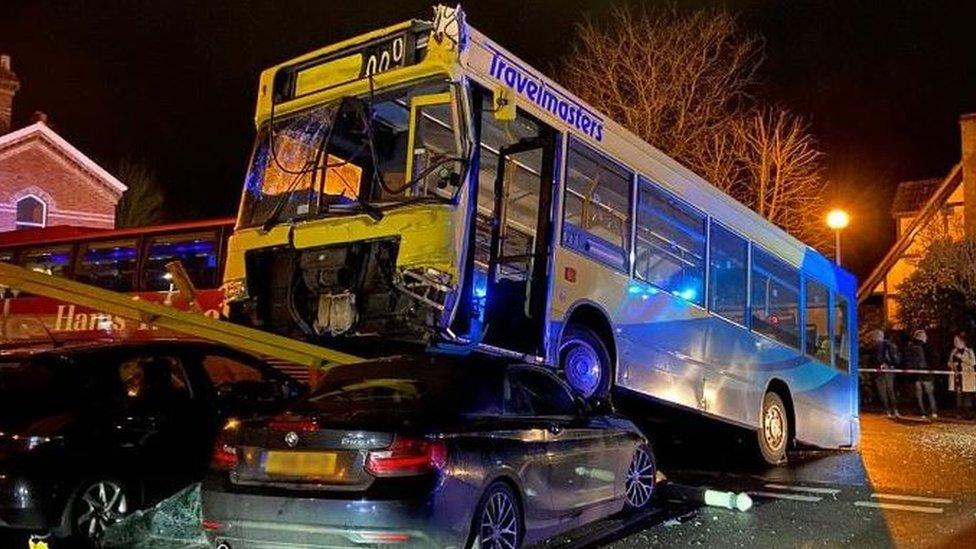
[826,209,850,230]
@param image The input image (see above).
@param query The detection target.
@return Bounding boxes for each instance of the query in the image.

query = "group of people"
[865,329,976,419]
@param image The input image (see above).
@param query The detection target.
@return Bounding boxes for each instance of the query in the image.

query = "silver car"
[201,355,656,548]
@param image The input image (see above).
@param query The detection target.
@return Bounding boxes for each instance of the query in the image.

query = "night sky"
[2,0,975,279]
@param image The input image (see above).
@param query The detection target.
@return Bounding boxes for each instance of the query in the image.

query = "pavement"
[4,413,976,548]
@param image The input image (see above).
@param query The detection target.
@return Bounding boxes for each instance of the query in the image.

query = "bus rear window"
[19,245,72,277]
[142,231,219,291]
[75,239,138,292]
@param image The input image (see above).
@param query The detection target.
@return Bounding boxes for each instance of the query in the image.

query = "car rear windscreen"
[293,360,498,424]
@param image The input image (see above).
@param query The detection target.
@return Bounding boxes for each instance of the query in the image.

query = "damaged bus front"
[223,10,483,352]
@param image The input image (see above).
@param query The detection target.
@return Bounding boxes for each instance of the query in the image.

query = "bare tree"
[112,159,165,228]
[563,7,761,163]
[731,106,828,247]
[561,6,830,250]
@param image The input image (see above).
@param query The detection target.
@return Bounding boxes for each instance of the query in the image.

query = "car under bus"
[221,5,858,463]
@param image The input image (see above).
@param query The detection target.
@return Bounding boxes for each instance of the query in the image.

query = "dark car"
[0,339,305,545]
[202,354,656,549]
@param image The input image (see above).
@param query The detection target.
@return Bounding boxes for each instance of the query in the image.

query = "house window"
[15,195,47,230]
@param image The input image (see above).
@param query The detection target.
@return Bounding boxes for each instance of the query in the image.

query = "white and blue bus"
[223,5,858,464]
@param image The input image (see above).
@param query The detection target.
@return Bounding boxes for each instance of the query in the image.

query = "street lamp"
[826,209,850,266]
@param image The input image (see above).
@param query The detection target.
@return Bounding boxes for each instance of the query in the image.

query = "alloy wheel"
[478,489,520,549]
[76,480,128,541]
[625,445,656,509]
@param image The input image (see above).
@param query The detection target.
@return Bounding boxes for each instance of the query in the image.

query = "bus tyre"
[559,325,611,400]
[757,392,789,465]
[469,482,523,549]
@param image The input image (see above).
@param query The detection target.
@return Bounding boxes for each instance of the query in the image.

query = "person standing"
[867,329,901,418]
[905,330,938,419]
[948,333,976,419]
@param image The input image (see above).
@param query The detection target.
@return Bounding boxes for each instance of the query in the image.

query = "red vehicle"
[0,218,234,344]
[0,218,316,382]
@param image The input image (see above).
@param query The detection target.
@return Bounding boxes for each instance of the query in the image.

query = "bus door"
[476,103,559,356]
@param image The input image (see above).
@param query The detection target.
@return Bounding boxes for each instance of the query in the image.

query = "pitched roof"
[890,178,943,217]
[858,164,963,302]
[0,122,127,196]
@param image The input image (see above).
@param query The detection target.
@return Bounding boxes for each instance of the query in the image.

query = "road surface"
[597,412,976,548]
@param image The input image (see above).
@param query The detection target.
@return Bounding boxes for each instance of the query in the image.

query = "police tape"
[860,368,964,375]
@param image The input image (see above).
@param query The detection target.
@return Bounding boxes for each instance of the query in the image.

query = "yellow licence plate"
[264,451,338,478]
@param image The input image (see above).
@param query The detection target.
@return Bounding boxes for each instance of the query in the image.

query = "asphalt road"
[596,412,976,549]
[4,413,975,548]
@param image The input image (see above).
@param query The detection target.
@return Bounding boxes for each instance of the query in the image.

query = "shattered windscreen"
[238,80,464,228]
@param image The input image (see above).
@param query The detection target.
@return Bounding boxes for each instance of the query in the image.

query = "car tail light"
[211,435,238,471]
[365,436,447,477]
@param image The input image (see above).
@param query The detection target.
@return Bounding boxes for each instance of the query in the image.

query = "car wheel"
[624,443,656,510]
[71,478,131,545]
[470,482,523,549]
[758,392,789,465]
[560,324,611,400]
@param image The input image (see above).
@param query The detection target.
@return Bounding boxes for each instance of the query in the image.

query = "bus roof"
[0,217,236,249]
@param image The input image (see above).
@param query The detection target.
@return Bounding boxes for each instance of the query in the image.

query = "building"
[858,113,976,328]
[0,54,126,232]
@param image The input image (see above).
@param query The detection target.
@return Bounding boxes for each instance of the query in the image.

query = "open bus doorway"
[471,87,559,358]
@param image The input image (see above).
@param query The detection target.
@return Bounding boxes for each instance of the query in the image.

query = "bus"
[0,217,233,341]
[221,5,858,463]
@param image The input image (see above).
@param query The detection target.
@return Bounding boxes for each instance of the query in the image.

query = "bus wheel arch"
[559,303,616,400]
[758,379,795,465]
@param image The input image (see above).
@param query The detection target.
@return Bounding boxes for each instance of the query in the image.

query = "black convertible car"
[0,339,305,545]
[202,354,656,549]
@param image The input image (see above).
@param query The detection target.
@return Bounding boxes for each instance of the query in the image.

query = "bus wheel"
[757,392,789,465]
[559,325,611,400]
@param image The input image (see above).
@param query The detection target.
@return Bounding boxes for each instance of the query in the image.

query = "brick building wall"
[0,54,125,233]
[0,122,125,232]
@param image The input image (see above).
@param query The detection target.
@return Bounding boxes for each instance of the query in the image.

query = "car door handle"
[548,423,563,435]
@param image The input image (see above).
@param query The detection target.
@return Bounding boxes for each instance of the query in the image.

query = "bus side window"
[18,245,73,277]
[804,278,832,364]
[834,293,850,373]
[708,223,748,324]
[562,138,632,271]
[142,231,219,291]
[75,239,138,292]
[750,247,801,349]
[634,179,706,305]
